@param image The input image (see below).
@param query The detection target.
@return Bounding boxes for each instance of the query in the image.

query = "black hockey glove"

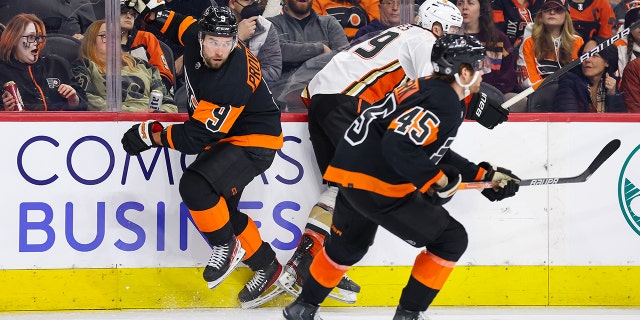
[466,91,509,129]
[429,164,462,205]
[478,162,521,201]
[124,0,166,17]
[121,120,164,155]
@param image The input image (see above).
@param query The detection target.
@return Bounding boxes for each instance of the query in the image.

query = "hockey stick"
[458,139,621,190]
[501,19,640,109]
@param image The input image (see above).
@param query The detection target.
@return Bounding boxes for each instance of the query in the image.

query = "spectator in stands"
[457,0,517,94]
[352,0,402,42]
[312,0,380,40]
[136,0,216,85]
[120,1,175,94]
[72,20,178,113]
[268,0,349,108]
[224,0,282,85]
[0,0,97,40]
[568,0,616,41]
[622,54,640,111]
[517,0,584,88]
[617,3,640,72]
[492,0,543,47]
[553,39,625,112]
[0,14,86,111]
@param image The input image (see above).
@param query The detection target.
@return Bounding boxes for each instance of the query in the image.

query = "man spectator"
[120,2,175,94]
[352,0,402,42]
[268,0,349,109]
[0,0,97,40]
[313,0,380,40]
[224,0,282,85]
[568,0,617,41]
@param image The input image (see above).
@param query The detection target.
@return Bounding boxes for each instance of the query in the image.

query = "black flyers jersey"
[323,77,481,198]
[492,0,542,46]
[154,11,283,155]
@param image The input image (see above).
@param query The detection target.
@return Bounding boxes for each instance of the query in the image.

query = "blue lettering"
[65,202,105,252]
[157,202,165,251]
[121,147,175,185]
[18,136,59,185]
[19,202,55,252]
[275,136,304,185]
[271,201,302,250]
[114,202,146,251]
[68,136,115,185]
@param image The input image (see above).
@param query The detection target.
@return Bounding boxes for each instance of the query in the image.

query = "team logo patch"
[617,144,640,237]
[46,78,61,89]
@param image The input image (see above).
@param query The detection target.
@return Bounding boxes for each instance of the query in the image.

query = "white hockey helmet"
[416,0,463,35]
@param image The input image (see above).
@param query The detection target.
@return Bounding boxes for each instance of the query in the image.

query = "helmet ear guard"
[416,0,463,34]
[431,34,486,76]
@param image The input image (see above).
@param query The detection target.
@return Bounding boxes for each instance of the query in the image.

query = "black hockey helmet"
[431,34,487,76]
[198,6,238,37]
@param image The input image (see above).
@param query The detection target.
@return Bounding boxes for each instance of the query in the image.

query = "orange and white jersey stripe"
[303,24,437,105]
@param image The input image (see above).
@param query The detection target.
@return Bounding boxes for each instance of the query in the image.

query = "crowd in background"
[1,0,640,113]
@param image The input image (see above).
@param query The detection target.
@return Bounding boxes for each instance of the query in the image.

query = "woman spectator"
[617,3,640,73]
[457,0,517,94]
[0,14,86,111]
[492,0,543,47]
[72,20,178,113]
[553,40,625,112]
[517,0,584,88]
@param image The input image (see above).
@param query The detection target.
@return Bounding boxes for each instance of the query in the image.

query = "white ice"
[0,307,639,320]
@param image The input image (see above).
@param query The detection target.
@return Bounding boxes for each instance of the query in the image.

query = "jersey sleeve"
[152,11,199,49]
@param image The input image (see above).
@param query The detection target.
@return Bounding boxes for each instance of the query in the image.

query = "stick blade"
[585,139,621,178]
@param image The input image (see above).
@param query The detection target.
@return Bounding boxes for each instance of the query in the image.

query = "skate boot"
[283,297,323,320]
[277,234,315,297]
[277,234,361,304]
[238,258,284,309]
[203,236,246,289]
[331,274,361,304]
[392,305,429,320]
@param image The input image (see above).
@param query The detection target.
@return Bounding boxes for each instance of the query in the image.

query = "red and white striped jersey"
[302,24,438,105]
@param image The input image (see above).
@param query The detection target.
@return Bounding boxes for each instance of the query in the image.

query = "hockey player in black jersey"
[120,2,284,309]
[282,34,520,320]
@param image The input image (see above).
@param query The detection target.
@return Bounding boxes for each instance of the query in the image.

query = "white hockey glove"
[430,164,462,205]
[478,162,520,201]
[125,0,166,17]
[121,120,164,155]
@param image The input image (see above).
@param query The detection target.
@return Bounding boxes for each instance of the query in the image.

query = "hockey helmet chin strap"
[454,71,480,98]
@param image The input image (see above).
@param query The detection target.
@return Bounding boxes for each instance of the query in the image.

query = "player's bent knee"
[179,170,215,210]
[427,218,468,262]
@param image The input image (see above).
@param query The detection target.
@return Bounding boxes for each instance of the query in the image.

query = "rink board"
[0,113,639,310]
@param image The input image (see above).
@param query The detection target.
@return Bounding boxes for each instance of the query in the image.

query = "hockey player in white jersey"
[276,0,472,304]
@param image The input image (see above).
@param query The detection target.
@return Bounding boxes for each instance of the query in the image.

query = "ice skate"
[238,258,284,309]
[282,297,323,320]
[276,234,360,304]
[203,236,245,289]
[392,305,430,320]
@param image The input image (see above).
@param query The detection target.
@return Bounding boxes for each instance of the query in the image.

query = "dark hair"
[577,40,619,78]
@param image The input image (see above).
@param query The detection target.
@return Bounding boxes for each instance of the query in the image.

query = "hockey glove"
[124,0,166,17]
[121,120,164,155]
[466,91,509,129]
[478,162,521,201]
[429,164,462,205]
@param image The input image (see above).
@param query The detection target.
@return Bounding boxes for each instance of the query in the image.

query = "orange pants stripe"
[309,248,350,288]
[237,218,262,260]
[188,197,229,232]
[411,250,456,290]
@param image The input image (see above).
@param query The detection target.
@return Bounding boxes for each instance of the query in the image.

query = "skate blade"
[206,246,246,289]
[240,284,285,309]
[328,287,357,304]
[276,269,302,297]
